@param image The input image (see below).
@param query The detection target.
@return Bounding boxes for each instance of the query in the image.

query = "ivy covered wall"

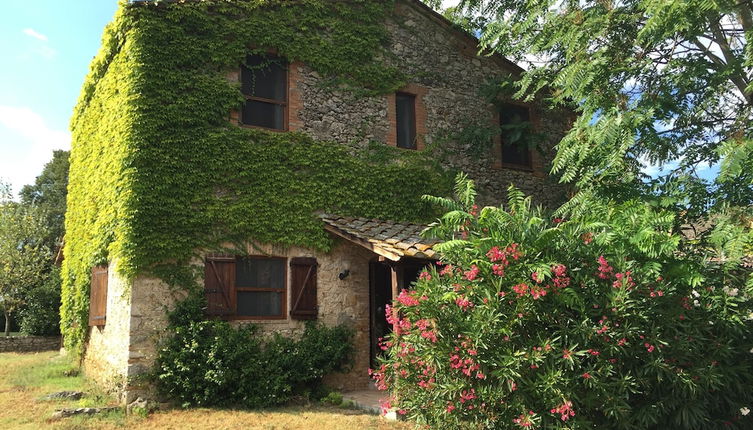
[62,0,456,355]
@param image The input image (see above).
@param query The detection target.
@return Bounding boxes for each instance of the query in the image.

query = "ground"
[0,351,409,430]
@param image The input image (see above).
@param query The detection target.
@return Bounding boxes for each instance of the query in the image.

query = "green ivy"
[62,0,453,355]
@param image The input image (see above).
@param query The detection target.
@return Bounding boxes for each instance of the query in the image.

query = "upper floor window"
[241,54,288,131]
[499,103,532,169]
[396,92,417,149]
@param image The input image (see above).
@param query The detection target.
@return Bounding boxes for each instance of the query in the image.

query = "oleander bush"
[156,299,353,408]
[373,175,753,429]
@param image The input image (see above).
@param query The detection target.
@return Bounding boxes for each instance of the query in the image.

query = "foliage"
[63,0,453,354]
[446,0,753,211]
[156,296,353,408]
[374,174,753,429]
[0,186,52,337]
[19,266,61,336]
[19,150,70,253]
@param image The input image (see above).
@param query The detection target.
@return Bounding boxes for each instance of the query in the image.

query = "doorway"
[368,259,432,368]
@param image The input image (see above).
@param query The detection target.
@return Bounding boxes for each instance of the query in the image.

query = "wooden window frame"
[233,255,288,321]
[238,54,290,132]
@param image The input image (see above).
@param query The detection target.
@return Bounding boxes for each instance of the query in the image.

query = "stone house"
[74,0,571,403]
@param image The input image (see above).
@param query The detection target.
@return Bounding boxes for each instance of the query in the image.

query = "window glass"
[242,100,285,130]
[500,103,532,167]
[241,55,287,101]
[240,54,287,130]
[396,93,417,149]
[236,257,285,290]
[237,291,283,317]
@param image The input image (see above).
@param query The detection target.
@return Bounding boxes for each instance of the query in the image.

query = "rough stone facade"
[83,259,133,402]
[86,239,376,403]
[277,0,571,208]
[0,335,61,353]
[84,0,573,403]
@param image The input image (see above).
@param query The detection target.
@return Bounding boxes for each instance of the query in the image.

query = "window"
[396,92,417,149]
[240,54,288,130]
[204,255,318,320]
[89,265,108,327]
[499,103,532,169]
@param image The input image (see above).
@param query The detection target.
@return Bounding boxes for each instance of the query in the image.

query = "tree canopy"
[441,0,752,216]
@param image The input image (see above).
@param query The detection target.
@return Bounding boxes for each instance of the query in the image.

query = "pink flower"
[455,295,474,311]
[550,400,576,422]
[597,255,613,279]
[562,349,572,359]
[513,411,535,427]
[396,289,420,306]
[492,264,505,276]
[486,246,506,262]
[513,283,530,297]
[582,372,592,379]
[419,271,432,281]
[421,330,438,343]
[440,264,454,276]
[464,265,480,281]
[446,403,456,413]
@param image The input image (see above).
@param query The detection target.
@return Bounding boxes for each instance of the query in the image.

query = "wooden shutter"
[290,257,318,320]
[88,266,108,327]
[205,256,236,316]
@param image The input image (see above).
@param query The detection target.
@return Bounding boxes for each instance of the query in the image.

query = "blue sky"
[0,1,119,196]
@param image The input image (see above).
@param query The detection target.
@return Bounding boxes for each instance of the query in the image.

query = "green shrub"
[156,299,353,408]
[374,175,753,429]
[20,266,61,336]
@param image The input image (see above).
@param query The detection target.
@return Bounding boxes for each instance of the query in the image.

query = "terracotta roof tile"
[319,213,439,261]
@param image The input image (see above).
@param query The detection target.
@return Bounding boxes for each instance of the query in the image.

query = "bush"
[156,299,353,408]
[20,266,61,336]
[374,175,753,429]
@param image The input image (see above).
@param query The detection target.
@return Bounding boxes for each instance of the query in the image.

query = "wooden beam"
[322,224,402,261]
[391,265,399,331]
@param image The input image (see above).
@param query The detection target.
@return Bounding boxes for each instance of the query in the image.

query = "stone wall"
[83,259,133,403]
[120,238,375,402]
[0,336,60,353]
[282,0,572,208]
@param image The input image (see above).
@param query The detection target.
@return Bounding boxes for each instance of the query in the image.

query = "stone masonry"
[0,335,60,353]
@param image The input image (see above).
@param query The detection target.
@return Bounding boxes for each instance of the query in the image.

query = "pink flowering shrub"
[373,175,753,429]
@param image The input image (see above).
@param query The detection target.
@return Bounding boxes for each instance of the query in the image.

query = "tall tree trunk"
[4,312,10,337]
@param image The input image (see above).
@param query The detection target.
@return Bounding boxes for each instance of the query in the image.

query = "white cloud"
[22,28,48,42]
[0,106,70,196]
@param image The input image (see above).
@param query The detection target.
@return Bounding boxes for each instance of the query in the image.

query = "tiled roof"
[319,214,439,261]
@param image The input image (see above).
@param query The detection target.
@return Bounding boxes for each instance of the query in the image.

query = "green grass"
[0,352,405,430]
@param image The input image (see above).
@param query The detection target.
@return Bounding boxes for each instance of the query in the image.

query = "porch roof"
[319,214,439,262]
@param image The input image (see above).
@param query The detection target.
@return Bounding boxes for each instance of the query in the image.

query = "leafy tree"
[0,184,51,336]
[443,0,753,214]
[20,150,69,255]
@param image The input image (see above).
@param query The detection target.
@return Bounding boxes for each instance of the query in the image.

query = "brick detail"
[386,83,429,150]
[287,62,304,132]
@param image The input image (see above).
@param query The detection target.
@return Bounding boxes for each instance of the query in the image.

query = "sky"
[0,1,119,197]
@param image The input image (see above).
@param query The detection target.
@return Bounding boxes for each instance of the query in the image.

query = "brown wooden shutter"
[204,256,236,316]
[88,266,108,327]
[290,257,318,320]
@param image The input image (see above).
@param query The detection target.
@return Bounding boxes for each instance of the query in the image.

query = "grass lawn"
[0,352,409,430]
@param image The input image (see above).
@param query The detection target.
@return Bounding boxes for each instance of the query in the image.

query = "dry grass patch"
[0,352,409,430]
